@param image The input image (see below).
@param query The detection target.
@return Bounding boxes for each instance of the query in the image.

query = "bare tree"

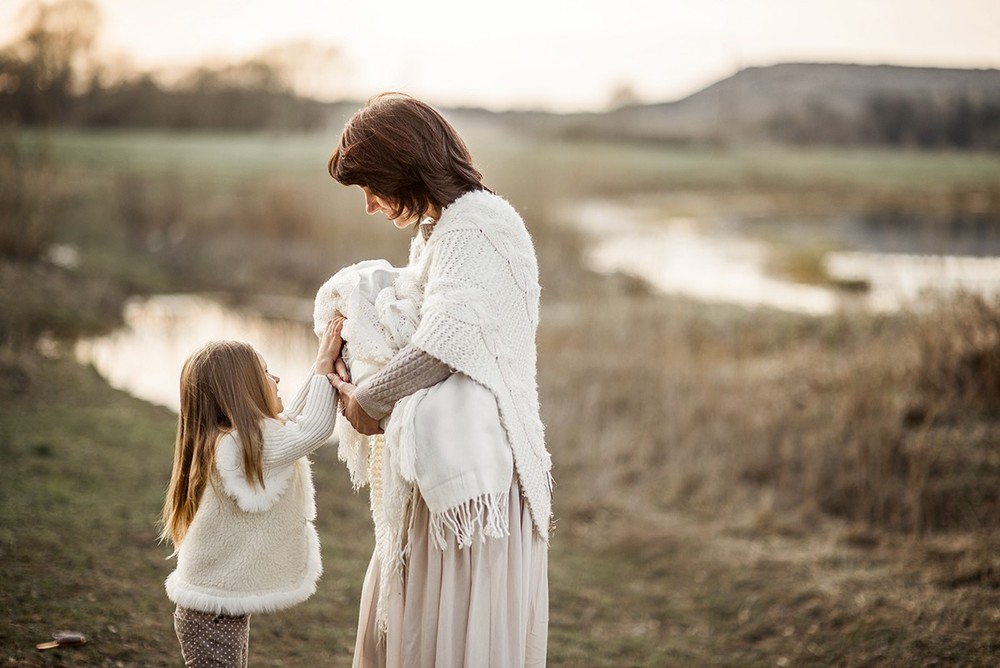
[606,80,641,110]
[256,40,346,101]
[0,0,101,123]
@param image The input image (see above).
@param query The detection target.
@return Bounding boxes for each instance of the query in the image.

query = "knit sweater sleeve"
[355,344,453,420]
[263,375,337,469]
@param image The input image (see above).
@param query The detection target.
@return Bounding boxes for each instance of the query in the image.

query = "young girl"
[161,319,343,667]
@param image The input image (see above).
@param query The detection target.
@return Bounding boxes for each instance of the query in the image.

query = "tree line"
[768,92,1000,150]
[68,68,336,131]
[3,0,999,148]
[0,0,339,131]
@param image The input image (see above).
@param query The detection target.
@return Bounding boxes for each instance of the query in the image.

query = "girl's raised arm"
[262,318,344,469]
[281,317,345,420]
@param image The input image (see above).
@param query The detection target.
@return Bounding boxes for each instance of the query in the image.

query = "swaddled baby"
[312,259,421,484]
[313,259,419,386]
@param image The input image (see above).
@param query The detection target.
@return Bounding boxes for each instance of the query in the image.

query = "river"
[572,199,1000,316]
[74,295,317,413]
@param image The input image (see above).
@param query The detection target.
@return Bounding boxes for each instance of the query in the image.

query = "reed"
[0,130,53,261]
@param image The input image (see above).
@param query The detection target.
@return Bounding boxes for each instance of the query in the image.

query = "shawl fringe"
[429,489,512,551]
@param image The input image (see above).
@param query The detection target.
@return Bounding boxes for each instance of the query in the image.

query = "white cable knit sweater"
[407,189,552,539]
[164,375,336,616]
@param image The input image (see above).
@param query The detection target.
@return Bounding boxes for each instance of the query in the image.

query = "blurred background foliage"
[0,0,340,130]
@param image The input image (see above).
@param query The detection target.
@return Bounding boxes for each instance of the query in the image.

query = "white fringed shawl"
[407,189,552,537]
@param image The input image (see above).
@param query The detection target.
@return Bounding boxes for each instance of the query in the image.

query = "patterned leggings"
[173,605,251,667]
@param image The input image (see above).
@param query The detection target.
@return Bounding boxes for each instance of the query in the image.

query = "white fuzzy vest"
[165,377,335,616]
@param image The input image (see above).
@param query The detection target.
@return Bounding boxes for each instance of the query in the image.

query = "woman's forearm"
[355,344,452,419]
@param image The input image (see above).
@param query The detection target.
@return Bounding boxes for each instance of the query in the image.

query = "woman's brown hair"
[160,340,278,550]
[328,92,486,220]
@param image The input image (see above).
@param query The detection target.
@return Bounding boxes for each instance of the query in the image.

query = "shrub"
[0,131,52,260]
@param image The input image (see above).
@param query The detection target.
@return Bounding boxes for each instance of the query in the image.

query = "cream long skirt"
[352,478,549,668]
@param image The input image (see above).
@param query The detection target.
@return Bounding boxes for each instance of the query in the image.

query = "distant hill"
[466,63,1000,150]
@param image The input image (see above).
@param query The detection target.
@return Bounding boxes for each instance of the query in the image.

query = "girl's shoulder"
[214,430,241,474]
[215,424,298,513]
[214,430,237,454]
[261,415,288,436]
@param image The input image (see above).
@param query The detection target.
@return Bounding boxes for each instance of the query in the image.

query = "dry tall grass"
[537,272,1000,539]
[0,131,54,260]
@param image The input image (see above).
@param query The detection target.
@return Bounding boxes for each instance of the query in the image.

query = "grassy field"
[3,127,1000,665]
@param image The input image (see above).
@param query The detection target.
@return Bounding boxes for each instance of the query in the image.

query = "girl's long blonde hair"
[160,340,279,550]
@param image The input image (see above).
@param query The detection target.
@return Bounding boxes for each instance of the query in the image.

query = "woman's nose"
[365,195,379,215]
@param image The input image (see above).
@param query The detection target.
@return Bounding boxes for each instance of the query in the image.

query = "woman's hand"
[333,356,350,383]
[314,317,345,377]
[327,375,384,435]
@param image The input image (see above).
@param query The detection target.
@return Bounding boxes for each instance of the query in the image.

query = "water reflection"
[826,251,1000,311]
[591,212,839,315]
[75,295,318,413]
[572,200,1000,316]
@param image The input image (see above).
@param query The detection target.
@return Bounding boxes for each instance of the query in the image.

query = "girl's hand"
[327,375,384,435]
[314,317,344,377]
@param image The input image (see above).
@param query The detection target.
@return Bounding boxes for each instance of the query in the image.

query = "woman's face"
[257,353,283,414]
[359,186,419,229]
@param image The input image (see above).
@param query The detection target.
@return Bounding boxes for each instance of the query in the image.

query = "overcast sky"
[2,0,999,111]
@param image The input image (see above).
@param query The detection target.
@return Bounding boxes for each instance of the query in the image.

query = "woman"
[326,93,552,667]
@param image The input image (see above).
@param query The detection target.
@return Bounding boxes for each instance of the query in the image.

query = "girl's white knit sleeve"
[263,375,337,469]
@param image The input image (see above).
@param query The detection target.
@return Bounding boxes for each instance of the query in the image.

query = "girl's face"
[360,186,419,229]
[257,353,282,414]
